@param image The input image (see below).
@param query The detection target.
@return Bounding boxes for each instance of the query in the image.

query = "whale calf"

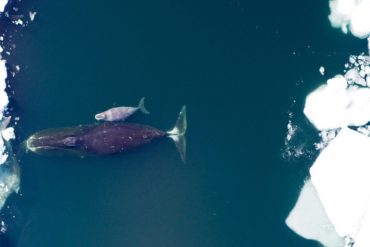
[95,97,150,122]
[26,106,187,161]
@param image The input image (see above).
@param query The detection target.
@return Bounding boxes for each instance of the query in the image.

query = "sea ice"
[0,0,20,216]
[0,60,8,120]
[286,179,343,247]
[310,127,370,245]
[29,11,37,21]
[314,129,339,150]
[349,1,370,39]
[2,127,14,141]
[0,0,7,12]
[286,119,296,141]
[286,2,370,247]
[12,19,23,26]
[319,66,325,75]
[345,68,367,86]
[329,0,370,38]
[304,76,370,130]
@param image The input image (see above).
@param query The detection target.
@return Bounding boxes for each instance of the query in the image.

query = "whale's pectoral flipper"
[167,106,187,163]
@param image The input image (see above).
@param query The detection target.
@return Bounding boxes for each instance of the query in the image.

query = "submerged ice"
[286,179,343,247]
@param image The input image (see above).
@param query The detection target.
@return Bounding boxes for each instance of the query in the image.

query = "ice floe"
[0,0,21,220]
[0,60,9,120]
[289,43,370,246]
[310,128,370,240]
[304,75,370,130]
[286,179,343,247]
[286,2,370,246]
[0,0,7,13]
[329,0,370,38]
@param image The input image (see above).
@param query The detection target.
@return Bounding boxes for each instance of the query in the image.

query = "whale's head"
[26,127,87,155]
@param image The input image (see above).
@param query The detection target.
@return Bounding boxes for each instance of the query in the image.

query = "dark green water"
[0,0,368,246]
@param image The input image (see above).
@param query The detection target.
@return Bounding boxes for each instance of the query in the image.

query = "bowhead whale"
[26,106,187,161]
[95,97,150,122]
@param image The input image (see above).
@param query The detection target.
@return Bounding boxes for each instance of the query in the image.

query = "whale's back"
[82,123,166,155]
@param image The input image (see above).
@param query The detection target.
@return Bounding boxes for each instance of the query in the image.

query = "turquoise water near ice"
[0,0,369,246]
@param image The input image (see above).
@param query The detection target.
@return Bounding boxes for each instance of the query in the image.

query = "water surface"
[1,0,368,246]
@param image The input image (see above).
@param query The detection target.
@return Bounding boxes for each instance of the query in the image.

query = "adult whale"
[26,106,187,161]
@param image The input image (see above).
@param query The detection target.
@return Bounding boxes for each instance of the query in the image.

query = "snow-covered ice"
[329,0,370,38]
[310,128,370,243]
[0,60,9,120]
[0,0,21,221]
[291,48,370,246]
[345,69,367,86]
[0,0,7,12]
[303,75,370,130]
[286,1,370,246]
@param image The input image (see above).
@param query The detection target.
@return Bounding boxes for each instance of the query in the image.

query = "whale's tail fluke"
[167,105,187,162]
[138,97,150,114]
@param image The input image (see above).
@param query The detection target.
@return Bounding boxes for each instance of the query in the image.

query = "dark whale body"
[28,123,165,155]
[26,106,187,161]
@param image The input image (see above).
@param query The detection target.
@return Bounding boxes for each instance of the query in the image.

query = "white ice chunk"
[0,60,8,114]
[326,75,348,90]
[329,0,370,39]
[286,179,343,247]
[310,127,370,244]
[0,220,6,233]
[13,19,23,26]
[314,129,339,150]
[0,0,7,12]
[345,68,367,86]
[286,120,296,141]
[350,1,370,39]
[329,0,356,34]
[2,127,15,141]
[355,211,370,247]
[320,66,325,75]
[304,75,370,130]
[0,136,6,165]
[29,11,37,21]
